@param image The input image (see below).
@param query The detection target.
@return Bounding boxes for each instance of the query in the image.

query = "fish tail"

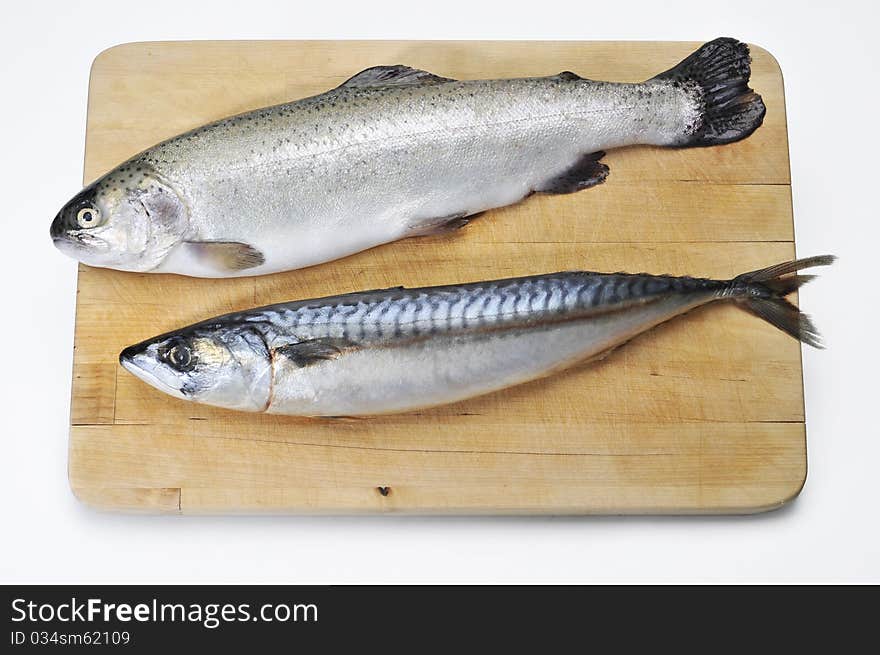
[651,37,766,147]
[725,255,835,348]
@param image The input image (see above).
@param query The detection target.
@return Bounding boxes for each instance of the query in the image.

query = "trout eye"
[162,341,195,372]
[76,206,101,228]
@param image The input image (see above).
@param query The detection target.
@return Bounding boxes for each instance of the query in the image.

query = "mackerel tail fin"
[728,255,835,348]
[652,37,766,147]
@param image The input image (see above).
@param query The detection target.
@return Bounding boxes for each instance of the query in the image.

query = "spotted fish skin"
[52,38,765,277]
[118,257,832,416]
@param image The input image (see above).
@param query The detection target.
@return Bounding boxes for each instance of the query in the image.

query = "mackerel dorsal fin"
[339,65,455,88]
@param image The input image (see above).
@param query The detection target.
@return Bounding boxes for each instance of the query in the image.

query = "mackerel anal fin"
[183,241,265,271]
[339,65,455,88]
[535,151,609,195]
[275,339,353,367]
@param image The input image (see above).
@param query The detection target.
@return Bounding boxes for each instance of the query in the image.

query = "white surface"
[0,0,876,584]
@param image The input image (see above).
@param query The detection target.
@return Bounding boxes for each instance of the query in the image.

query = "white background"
[0,0,876,584]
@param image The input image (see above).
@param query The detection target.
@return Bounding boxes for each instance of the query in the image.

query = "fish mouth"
[55,231,106,248]
[118,345,141,369]
[119,345,189,400]
[51,235,83,256]
[51,229,111,266]
[50,212,66,239]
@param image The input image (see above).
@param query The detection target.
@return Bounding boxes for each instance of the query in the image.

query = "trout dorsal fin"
[338,65,455,88]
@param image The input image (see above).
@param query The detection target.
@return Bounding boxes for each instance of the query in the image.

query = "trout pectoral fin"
[183,241,265,271]
[535,151,609,195]
[274,339,354,367]
[339,65,455,88]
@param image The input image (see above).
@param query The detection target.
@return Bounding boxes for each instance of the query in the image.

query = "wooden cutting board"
[69,40,802,514]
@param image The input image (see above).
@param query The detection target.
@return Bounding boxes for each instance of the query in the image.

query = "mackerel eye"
[166,343,193,370]
[76,206,101,228]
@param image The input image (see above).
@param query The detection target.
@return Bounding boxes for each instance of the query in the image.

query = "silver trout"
[53,38,765,277]
[119,256,830,416]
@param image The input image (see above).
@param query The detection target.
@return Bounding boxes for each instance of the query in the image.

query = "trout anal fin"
[535,151,609,195]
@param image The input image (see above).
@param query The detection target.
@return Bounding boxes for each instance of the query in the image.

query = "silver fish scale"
[125,73,702,277]
[54,39,767,278]
[230,272,718,346]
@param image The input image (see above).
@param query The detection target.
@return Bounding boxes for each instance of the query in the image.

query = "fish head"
[51,164,188,272]
[119,323,271,412]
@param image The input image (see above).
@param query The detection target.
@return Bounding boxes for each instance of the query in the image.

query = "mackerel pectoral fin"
[535,151,609,195]
[274,339,353,367]
[183,241,265,271]
[407,212,485,237]
[339,65,455,88]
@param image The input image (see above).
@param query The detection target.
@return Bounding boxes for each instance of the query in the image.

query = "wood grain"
[69,40,804,514]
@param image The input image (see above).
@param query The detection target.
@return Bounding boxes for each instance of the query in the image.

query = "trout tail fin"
[728,255,835,348]
[652,37,766,147]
